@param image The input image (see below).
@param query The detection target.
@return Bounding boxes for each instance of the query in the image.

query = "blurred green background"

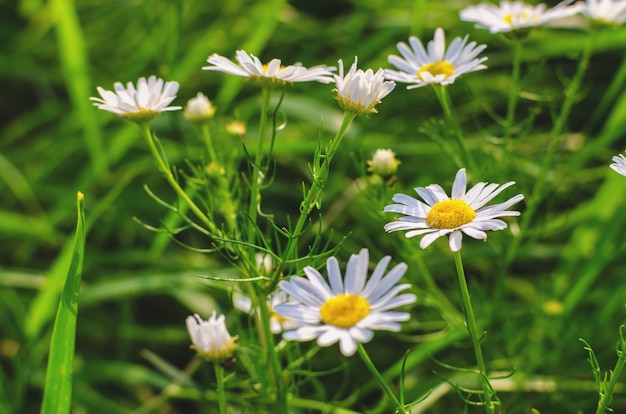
[2,0,626,412]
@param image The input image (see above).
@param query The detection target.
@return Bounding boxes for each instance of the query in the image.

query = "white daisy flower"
[581,0,626,26]
[333,57,395,114]
[610,152,626,177]
[367,148,401,177]
[203,50,335,87]
[90,76,181,123]
[385,28,488,89]
[184,92,216,123]
[186,311,238,363]
[384,168,524,252]
[233,290,298,334]
[274,248,416,357]
[460,0,584,35]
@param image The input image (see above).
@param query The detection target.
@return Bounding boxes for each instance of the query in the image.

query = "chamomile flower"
[184,92,216,123]
[333,57,395,114]
[233,290,298,334]
[186,311,238,363]
[274,248,416,357]
[203,50,335,87]
[384,168,524,252]
[386,28,488,89]
[610,152,626,177]
[581,0,626,26]
[90,76,181,123]
[460,0,584,35]
[367,149,401,177]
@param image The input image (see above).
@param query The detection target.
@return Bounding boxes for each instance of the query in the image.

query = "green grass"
[2,0,626,413]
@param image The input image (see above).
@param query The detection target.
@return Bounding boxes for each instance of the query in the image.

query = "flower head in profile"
[386,28,487,89]
[460,0,584,36]
[274,248,416,357]
[367,148,401,177]
[186,311,238,363]
[610,152,626,177]
[333,57,395,114]
[184,92,216,123]
[90,76,181,123]
[580,0,626,26]
[203,50,335,88]
[384,168,524,252]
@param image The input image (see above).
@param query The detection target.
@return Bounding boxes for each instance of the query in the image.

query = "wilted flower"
[333,57,395,114]
[186,311,238,363]
[275,248,416,357]
[460,0,584,36]
[184,92,216,123]
[384,168,524,252]
[226,120,247,137]
[610,152,626,177]
[367,149,401,177]
[90,76,181,123]
[386,28,487,89]
[203,50,335,87]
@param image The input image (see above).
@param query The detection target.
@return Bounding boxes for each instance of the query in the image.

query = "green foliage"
[3,0,626,413]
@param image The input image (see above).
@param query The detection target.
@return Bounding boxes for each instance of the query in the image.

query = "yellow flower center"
[262,64,285,73]
[426,199,476,229]
[417,61,456,80]
[503,11,530,25]
[320,294,370,329]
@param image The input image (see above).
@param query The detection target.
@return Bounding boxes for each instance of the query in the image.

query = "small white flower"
[233,290,298,334]
[386,28,487,89]
[610,152,626,177]
[203,50,335,87]
[186,311,238,363]
[184,92,216,123]
[581,0,626,26]
[460,0,584,35]
[90,76,181,123]
[333,57,395,114]
[367,149,401,176]
[384,168,524,252]
[275,248,416,357]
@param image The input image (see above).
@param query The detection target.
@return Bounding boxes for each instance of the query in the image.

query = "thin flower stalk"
[357,343,408,414]
[454,251,497,414]
[504,39,523,142]
[595,326,626,414]
[140,123,221,238]
[214,363,227,414]
[433,85,478,174]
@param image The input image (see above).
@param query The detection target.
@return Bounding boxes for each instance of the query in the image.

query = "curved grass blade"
[41,192,86,414]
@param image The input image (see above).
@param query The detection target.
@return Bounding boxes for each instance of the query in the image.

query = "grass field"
[2,0,626,413]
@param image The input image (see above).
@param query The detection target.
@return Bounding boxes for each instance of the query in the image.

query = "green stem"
[433,85,477,174]
[141,123,219,237]
[247,87,271,249]
[596,326,626,414]
[453,251,495,413]
[501,34,594,272]
[275,111,356,286]
[214,363,227,414]
[201,123,219,164]
[357,343,407,414]
[504,39,523,141]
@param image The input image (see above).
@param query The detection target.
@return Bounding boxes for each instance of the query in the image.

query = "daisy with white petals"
[183,92,216,123]
[333,58,395,114]
[90,76,181,123]
[384,168,524,252]
[203,50,335,87]
[581,0,626,26]
[233,290,298,334]
[274,248,416,357]
[610,152,626,177]
[460,0,584,35]
[386,28,488,89]
[186,311,238,363]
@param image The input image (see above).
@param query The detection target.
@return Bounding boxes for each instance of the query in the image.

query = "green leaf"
[41,192,86,414]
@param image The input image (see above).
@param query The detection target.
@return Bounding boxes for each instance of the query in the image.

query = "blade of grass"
[41,192,85,414]
[51,0,107,175]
